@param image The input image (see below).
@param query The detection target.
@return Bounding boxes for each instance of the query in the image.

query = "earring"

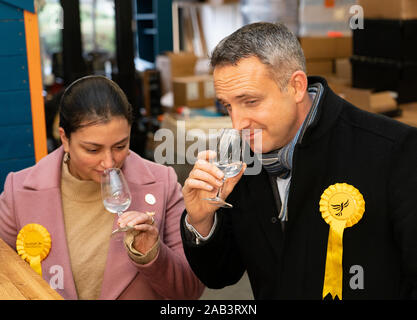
[64,152,71,164]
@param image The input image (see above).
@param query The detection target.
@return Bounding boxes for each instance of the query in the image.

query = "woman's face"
[59,116,131,183]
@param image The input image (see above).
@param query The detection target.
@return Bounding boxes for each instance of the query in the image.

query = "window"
[37,0,63,83]
[80,0,116,56]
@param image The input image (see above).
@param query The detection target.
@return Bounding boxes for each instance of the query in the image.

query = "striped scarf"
[258,83,323,221]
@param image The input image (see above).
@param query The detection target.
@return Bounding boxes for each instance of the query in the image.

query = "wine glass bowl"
[203,128,243,208]
[101,168,133,234]
[101,168,131,215]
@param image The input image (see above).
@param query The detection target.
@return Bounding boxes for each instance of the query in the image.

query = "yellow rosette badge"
[319,183,365,300]
[16,224,51,276]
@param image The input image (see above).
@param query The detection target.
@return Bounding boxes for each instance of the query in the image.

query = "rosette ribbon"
[16,224,51,276]
[319,183,365,300]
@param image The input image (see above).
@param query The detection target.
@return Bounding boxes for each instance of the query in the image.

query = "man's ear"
[288,71,308,104]
[58,127,70,153]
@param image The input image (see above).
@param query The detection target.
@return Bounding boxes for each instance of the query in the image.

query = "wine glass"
[101,168,133,234]
[203,128,243,208]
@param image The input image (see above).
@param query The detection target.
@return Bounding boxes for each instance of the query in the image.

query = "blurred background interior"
[1,0,417,299]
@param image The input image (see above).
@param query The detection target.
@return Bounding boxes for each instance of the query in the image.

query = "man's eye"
[217,100,229,108]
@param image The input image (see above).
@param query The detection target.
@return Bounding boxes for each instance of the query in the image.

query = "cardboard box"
[159,112,232,162]
[335,58,351,80]
[327,77,398,115]
[168,52,198,77]
[151,112,233,185]
[340,87,398,114]
[300,36,352,59]
[351,55,417,103]
[156,51,198,94]
[395,103,417,127]
[326,74,352,93]
[359,0,417,20]
[173,74,215,108]
[306,59,334,75]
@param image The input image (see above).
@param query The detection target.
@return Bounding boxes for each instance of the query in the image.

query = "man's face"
[214,56,301,154]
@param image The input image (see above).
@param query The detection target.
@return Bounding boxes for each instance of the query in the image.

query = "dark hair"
[59,75,133,138]
[210,22,306,90]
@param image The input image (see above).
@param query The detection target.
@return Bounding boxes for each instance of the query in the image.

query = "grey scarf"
[258,83,323,221]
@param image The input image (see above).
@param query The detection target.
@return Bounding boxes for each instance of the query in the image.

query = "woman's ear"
[59,127,70,153]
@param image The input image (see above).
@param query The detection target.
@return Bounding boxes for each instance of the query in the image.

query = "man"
[180,22,417,299]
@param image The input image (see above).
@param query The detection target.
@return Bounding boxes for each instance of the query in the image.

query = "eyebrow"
[235,93,260,100]
[217,93,260,104]
[217,98,228,105]
[80,136,129,147]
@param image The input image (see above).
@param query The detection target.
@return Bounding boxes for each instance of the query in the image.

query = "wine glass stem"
[117,211,123,217]
[217,177,226,199]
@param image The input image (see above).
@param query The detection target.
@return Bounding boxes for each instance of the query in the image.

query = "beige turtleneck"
[60,161,160,300]
[60,161,114,300]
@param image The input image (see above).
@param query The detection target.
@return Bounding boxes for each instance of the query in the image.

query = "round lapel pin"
[145,193,156,205]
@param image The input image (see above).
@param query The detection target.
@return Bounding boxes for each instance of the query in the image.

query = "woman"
[0,75,204,300]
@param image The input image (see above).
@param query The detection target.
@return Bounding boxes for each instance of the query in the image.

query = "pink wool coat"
[0,147,204,300]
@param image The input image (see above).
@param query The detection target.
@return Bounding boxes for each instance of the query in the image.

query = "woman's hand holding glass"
[117,210,158,254]
[101,168,158,253]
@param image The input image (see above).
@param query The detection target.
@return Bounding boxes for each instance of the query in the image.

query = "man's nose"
[230,107,250,131]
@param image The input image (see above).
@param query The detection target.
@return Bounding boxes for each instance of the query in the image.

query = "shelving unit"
[134,0,173,63]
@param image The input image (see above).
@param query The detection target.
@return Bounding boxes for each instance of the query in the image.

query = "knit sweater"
[60,161,160,299]
[61,161,114,300]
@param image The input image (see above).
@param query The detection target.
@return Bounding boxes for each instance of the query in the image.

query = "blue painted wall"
[0,0,36,192]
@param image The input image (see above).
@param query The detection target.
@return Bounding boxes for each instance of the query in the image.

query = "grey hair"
[210,22,306,90]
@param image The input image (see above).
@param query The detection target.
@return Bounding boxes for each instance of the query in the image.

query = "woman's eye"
[86,149,98,153]
[113,145,127,152]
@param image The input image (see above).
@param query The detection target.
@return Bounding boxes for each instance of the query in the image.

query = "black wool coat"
[180,76,417,299]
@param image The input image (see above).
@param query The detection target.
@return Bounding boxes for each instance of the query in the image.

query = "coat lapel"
[99,153,165,300]
[98,217,138,300]
[20,147,78,299]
